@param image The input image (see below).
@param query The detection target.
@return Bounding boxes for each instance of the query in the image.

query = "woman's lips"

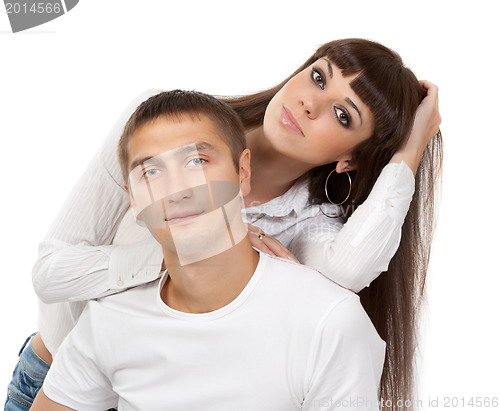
[281,106,304,136]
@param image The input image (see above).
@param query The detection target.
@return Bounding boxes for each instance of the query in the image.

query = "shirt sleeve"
[42,305,118,411]
[289,161,415,293]
[32,89,164,304]
[302,295,386,410]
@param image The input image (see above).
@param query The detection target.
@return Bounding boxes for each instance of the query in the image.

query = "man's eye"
[311,69,325,90]
[187,158,206,167]
[143,168,161,178]
[334,107,351,128]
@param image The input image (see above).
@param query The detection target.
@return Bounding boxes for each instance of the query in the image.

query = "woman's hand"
[247,224,299,263]
[390,80,442,175]
[410,80,442,146]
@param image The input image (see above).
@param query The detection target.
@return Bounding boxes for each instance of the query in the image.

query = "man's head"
[118,90,247,183]
[118,90,251,265]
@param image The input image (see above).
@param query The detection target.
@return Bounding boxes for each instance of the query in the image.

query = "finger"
[249,234,276,257]
[261,237,300,263]
[247,225,299,262]
[419,79,437,91]
[248,228,267,241]
[246,223,262,235]
[419,80,429,92]
[419,80,439,101]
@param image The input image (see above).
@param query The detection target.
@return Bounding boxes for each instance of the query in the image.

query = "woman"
[226,39,442,408]
[6,38,441,411]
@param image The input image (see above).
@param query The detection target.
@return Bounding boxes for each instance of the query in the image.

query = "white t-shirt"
[43,253,386,411]
[33,90,414,355]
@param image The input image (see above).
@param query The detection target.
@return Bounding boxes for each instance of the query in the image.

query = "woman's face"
[263,58,375,167]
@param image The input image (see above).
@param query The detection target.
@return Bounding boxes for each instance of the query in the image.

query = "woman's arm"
[290,161,414,292]
[33,90,163,304]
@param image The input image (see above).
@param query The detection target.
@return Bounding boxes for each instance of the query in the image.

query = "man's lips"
[166,210,205,225]
[281,106,304,136]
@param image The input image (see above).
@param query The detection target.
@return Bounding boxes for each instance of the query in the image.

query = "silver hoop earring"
[325,169,352,206]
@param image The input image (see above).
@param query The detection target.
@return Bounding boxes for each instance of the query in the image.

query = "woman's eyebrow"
[321,58,363,125]
[345,97,362,125]
[322,58,334,78]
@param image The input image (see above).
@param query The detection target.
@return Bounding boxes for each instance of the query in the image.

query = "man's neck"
[160,237,259,313]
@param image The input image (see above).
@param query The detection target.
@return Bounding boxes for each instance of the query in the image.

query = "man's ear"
[335,158,357,173]
[238,149,251,197]
[125,184,144,221]
[124,184,136,210]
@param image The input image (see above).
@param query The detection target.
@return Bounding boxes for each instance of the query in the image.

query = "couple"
[7,38,442,411]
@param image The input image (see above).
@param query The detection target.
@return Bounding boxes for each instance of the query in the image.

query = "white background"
[1,0,499,408]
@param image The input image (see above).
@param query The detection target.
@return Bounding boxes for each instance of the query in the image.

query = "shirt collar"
[244,178,311,218]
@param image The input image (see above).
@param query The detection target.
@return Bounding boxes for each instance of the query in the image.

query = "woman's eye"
[143,168,161,178]
[311,69,325,90]
[334,107,351,128]
[187,158,206,167]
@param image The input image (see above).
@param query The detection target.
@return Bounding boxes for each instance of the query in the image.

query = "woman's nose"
[300,95,319,119]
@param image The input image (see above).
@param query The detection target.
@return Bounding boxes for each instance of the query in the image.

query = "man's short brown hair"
[118,90,247,182]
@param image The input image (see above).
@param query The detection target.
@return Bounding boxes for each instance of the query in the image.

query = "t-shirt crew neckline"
[155,251,266,321]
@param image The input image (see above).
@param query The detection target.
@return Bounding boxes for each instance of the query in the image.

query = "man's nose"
[166,186,193,203]
[165,168,200,203]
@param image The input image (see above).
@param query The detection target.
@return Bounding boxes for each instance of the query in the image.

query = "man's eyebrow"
[175,142,217,156]
[129,142,218,172]
[345,97,362,125]
[130,155,154,171]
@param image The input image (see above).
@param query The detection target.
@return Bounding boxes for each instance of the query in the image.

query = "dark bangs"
[316,39,424,150]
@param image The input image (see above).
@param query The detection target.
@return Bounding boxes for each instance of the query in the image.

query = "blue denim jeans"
[4,333,118,411]
[4,333,50,411]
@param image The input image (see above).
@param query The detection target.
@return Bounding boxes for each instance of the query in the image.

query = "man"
[32,90,385,411]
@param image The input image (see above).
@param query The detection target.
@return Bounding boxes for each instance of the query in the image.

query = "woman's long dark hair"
[222,39,443,410]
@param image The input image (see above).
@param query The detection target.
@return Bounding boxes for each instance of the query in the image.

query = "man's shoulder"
[88,277,161,317]
[260,253,355,305]
[258,253,382,347]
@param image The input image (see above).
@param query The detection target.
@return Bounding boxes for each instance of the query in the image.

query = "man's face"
[125,114,250,265]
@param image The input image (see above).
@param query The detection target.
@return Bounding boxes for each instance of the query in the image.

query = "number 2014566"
[443,397,498,408]
[5,3,62,14]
